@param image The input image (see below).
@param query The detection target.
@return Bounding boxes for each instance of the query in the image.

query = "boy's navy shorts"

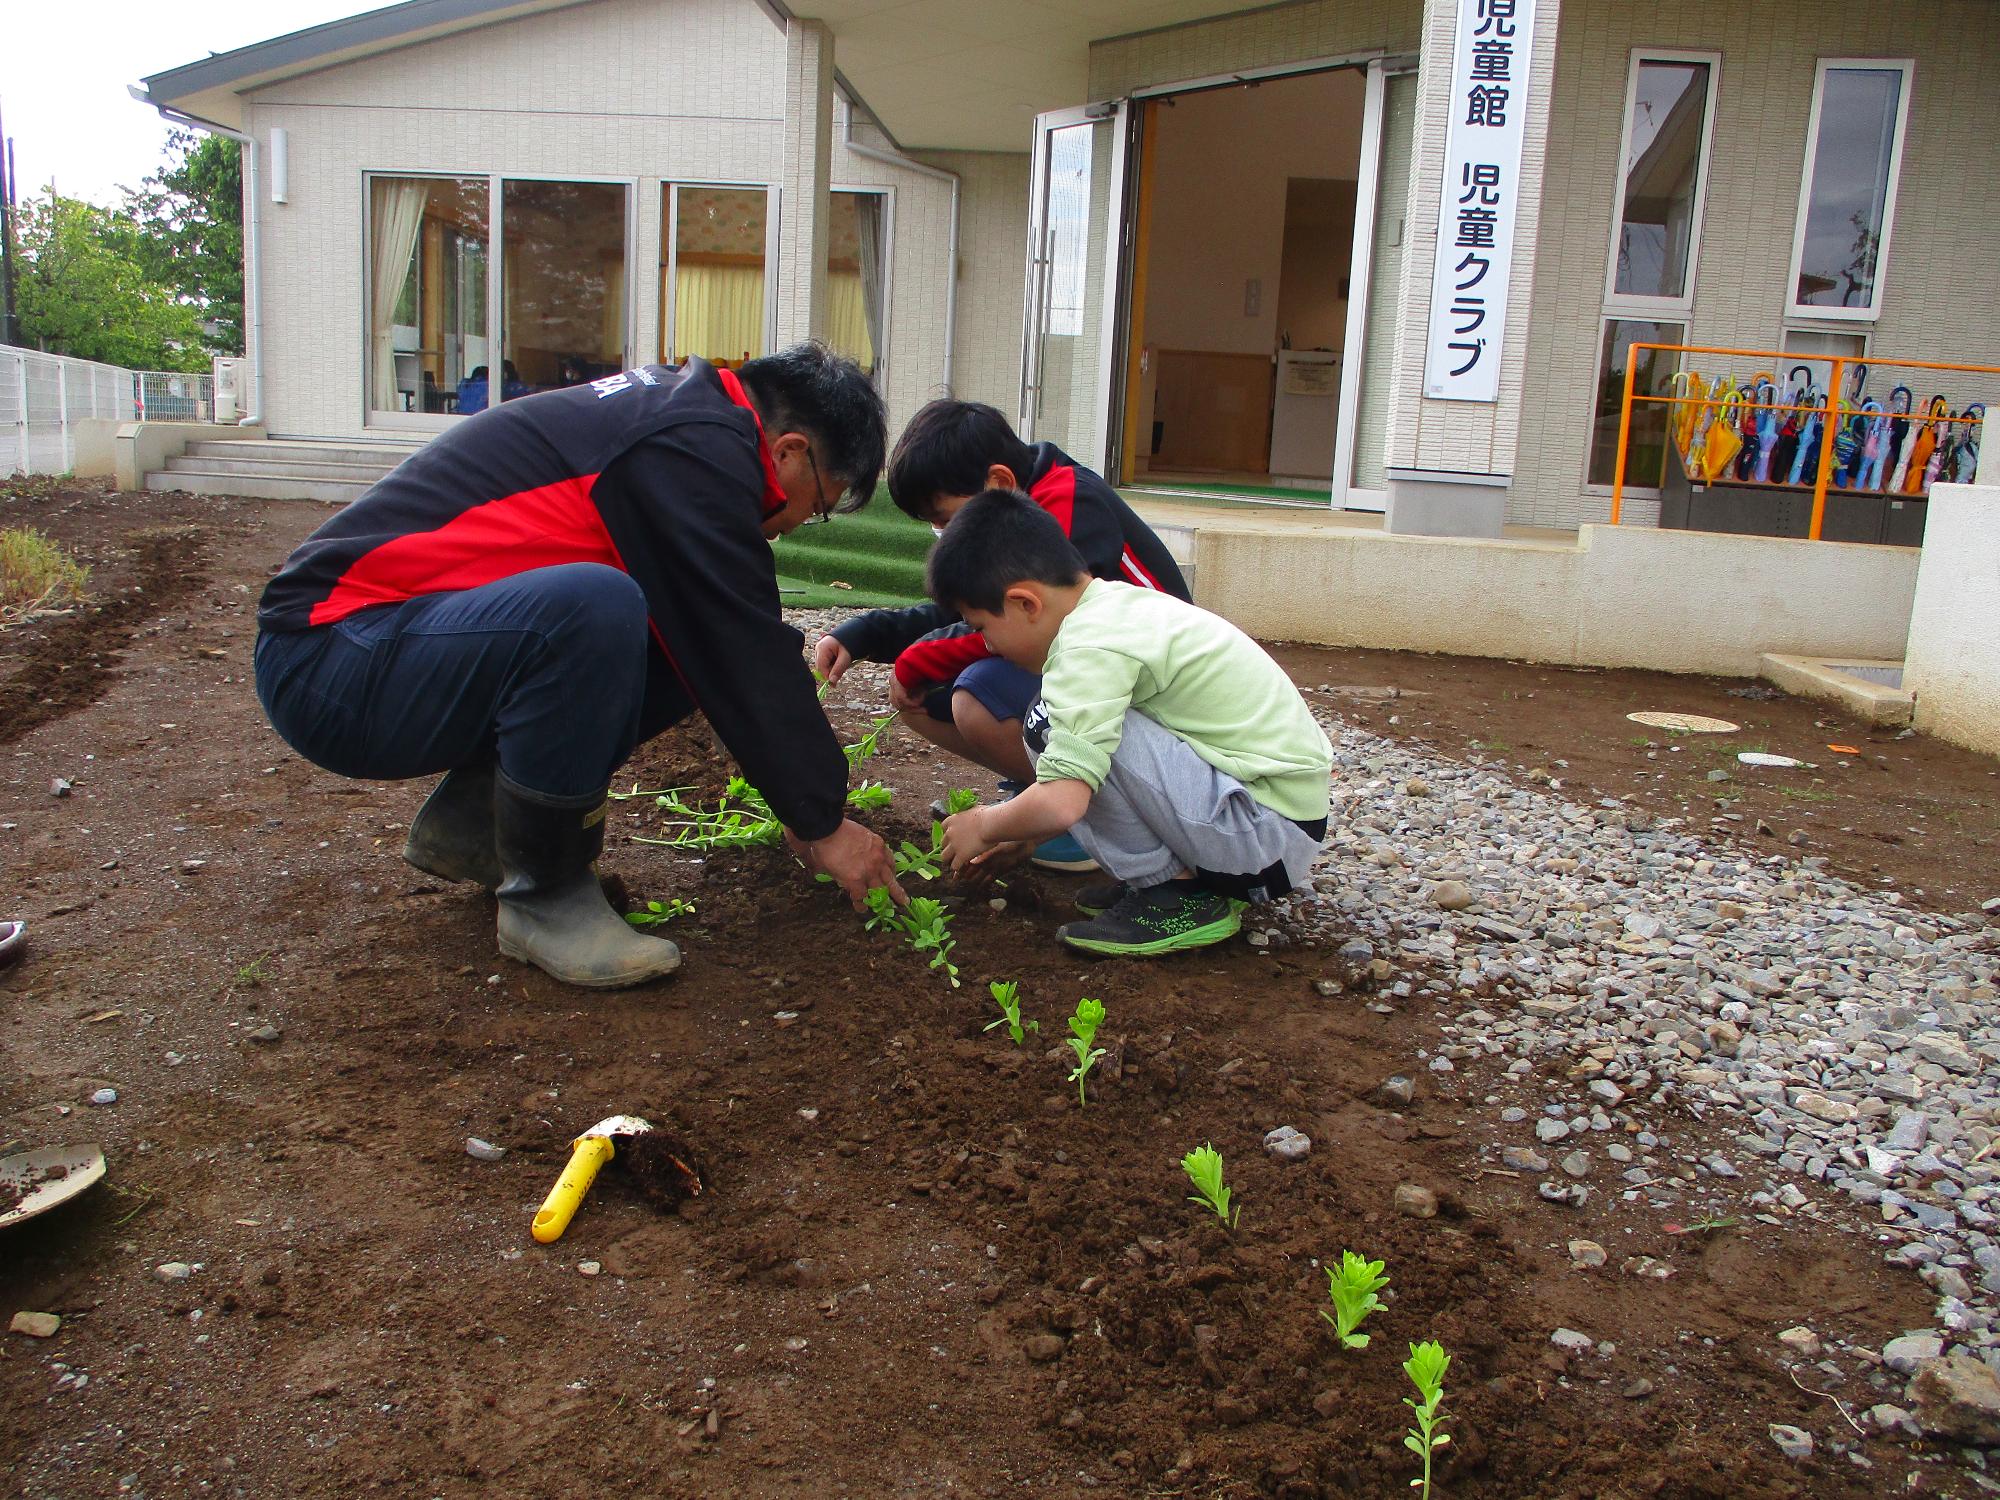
[922,657,1040,725]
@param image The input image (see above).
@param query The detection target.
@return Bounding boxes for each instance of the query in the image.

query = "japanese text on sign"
[1424,0,1536,402]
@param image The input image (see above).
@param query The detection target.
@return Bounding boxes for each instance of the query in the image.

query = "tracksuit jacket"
[256,358,851,841]
[828,443,1190,690]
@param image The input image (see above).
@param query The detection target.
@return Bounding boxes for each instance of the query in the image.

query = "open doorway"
[1121,68,1367,502]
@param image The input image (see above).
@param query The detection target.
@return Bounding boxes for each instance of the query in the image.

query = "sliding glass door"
[366,173,631,428]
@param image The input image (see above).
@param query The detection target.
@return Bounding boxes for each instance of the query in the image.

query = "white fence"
[2,344,217,478]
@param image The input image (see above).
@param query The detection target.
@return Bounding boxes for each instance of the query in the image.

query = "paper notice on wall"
[1423,0,1537,403]
[1281,360,1341,398]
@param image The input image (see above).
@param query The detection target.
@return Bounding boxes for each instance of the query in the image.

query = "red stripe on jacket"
[304,367,784,628]
[891,462,1160,691]
[307,474,614,626]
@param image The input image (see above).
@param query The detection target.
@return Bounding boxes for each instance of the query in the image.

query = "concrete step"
[162,454,401,481]
[145,469,374,505]
[185,439,423,468]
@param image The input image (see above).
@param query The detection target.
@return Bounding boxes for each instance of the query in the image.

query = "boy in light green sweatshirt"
[935,489,1332,956]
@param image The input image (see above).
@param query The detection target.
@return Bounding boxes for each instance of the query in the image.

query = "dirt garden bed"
[0,479,1990,1496]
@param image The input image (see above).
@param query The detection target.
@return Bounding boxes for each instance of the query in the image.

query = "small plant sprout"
[862,886,902,932]
[624,898,695,929]
[1402,1340,1452,1499]
[983,981,1038,1045]
[1065,998,1107,1106]
[895,788,981,882]
[901,897,961,988]
[1181,1142,1240,1229]
[1321,1251,1390,1349]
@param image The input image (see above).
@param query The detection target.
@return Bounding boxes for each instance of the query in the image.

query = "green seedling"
[982,981,1038,1045]
[1402,1340,1452,1499]
[843,712,897,769]
[1181,1142,1239,1228]
[232,954,273,989]
[1065,997,1106,1106]
[1321,1251,1390,1349]
[894,788,980,882]
[862,886,902,932]
[902,896,960,988]
[624,897,695,929]
[847,781,893,811]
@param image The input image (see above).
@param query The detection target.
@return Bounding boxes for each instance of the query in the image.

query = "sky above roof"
[2,2,377,206]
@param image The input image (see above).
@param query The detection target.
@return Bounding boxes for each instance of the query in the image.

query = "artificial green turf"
[769,492,932,605]
[1124,478,1330,505]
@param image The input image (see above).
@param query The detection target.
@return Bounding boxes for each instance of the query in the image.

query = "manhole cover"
[1626,711,1740,734]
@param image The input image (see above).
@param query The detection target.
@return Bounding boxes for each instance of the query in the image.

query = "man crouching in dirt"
[253,342,906,989]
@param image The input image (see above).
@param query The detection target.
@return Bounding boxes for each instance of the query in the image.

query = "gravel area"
[1300,712,2000,1364]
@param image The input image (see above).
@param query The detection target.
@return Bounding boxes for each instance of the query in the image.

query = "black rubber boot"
[493,775,681,989]
[404,758,503,889]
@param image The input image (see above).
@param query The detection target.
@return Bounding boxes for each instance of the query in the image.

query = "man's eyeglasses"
[805,448,839,524]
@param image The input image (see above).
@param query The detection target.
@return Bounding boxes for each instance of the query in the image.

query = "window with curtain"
[664,185,770,366]
[1789,61,1912,318]
[367,175,489,415]
[826,190,885,377]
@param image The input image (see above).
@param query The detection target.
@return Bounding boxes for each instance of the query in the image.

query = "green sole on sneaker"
[1058,910,1242,957]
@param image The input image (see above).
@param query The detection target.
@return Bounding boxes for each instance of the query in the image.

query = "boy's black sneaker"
[1073,880,1130,916]
[1058,880,1243,957]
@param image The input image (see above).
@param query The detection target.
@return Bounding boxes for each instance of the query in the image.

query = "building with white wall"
[141,0,2000,540]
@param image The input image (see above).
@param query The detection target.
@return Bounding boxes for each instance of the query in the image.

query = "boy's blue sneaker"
[1031,831,1098,873]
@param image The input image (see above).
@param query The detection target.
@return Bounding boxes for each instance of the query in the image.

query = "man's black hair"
[736,342,887,511]
[926,489,1087,614]
[886,399,1037,520]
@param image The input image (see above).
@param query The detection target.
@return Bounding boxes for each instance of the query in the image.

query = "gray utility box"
[1657,448,1928,546]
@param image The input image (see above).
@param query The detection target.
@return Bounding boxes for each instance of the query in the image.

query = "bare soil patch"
[0,480,1983,1496]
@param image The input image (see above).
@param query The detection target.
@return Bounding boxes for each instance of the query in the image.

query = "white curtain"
[855,194,885,379]
[370,179,429,411]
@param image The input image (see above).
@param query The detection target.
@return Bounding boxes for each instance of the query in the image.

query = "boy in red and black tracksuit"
[811,399,1188,871]
[255,346,903,989]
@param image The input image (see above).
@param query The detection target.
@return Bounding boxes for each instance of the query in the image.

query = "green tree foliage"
[126,130,244,354]
[14,191,208,371]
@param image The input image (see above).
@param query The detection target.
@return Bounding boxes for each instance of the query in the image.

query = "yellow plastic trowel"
[530,1114,704,1243]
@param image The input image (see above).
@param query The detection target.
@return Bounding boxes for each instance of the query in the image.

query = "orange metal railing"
[1608,343,1997,539]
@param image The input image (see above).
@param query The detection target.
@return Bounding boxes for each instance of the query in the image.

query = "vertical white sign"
[1423,0,1537,403]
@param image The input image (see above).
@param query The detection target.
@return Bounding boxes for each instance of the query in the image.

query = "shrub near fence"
[2,343,215,478]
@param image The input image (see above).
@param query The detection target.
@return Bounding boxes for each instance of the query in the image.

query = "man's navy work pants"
[254,564,690,799]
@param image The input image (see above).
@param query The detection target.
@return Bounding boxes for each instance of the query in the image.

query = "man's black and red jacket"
[257,357,851,840]
[830,443,1190,690]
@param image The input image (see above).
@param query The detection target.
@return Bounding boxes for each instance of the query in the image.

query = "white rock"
[1883,1333,1945,1373]
[1768,1424,1813,1460]
[1777,1326,1822,1359]
[155,1262,193,1282]
[1550,1328,1595,1354]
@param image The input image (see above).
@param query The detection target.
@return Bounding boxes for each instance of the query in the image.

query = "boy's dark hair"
[886,399,1037,520]
[927,489,1087,613]
[737,341,886,511]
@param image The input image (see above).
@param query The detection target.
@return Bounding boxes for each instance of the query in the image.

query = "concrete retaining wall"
[1905,484,2000,758]
[1193,522,1920,676]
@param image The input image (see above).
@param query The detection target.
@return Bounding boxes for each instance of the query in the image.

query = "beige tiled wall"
[1514,0,2000,528]
[242,0,955,440]
[913,150,1032,419]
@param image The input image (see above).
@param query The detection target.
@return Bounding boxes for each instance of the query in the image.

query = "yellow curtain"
[823,269,873,370]
[672,261,765,364]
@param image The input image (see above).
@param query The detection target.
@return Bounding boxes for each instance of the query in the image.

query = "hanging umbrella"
[1751,379,1783,482]
[1670,370,1709,460]
[1699,385,1746,482]
[1854,400,1889,491]
[1901,395,1949,495]
[1883,386,1914,492]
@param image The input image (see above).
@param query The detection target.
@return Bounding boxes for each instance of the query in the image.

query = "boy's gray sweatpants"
[1028,708,1323,901]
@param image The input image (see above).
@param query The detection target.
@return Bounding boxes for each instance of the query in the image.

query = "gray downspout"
[840,105,958,396]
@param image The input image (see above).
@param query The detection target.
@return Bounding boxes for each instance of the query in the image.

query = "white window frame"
[1601,49,1721,319]
[361,168,638,433]
[1784,58,1914,323]
[829,183,895,387]
[1580,313,1688,499]
[660,179,779,365]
